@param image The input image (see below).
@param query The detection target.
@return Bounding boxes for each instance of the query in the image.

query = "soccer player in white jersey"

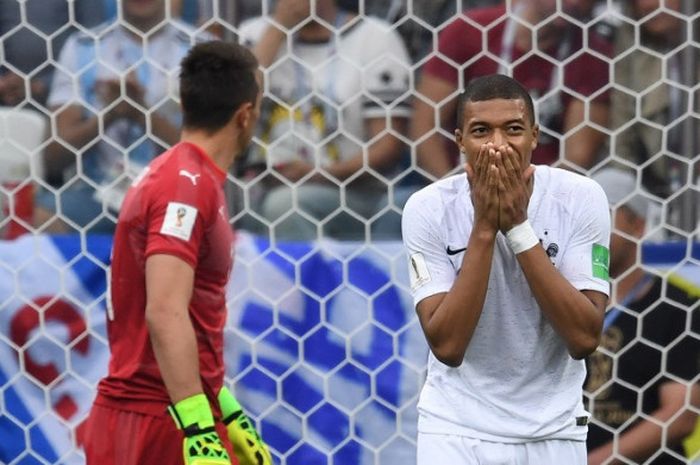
[402,74,611,464]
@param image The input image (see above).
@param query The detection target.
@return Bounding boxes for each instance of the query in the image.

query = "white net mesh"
[0,1,699,464]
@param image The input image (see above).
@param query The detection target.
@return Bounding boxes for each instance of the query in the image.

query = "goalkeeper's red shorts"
[82,400,236,465]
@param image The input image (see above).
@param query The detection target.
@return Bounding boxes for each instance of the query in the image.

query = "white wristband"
[505,221,539,254]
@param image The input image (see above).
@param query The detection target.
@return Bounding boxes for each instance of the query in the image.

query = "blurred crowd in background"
[0,0,697,242]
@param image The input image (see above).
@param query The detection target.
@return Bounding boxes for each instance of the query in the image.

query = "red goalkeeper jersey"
[96,141,234,416]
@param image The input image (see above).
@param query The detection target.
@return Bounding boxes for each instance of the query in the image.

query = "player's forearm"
[424,229,496,366]
[516,246,603,359]
[146,304,204,403]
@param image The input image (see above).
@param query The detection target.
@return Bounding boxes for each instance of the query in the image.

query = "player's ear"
[455,129,465,154]
[530,124,539,151]
[234,102,254,129]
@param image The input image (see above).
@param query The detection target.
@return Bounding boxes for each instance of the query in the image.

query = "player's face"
[455,98,539,171]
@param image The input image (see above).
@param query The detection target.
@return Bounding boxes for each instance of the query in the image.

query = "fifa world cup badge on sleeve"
[408,252,431,291]
[161,202,198,241]
[591,244,610,280]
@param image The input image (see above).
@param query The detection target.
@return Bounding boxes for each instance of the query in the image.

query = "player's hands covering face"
[465,143,534,234]
[494,144,534,232]
[465,142,500,234]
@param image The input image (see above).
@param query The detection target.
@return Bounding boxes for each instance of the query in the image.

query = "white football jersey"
[402,165,610,443]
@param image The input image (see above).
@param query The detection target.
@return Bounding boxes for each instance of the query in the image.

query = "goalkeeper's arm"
[219,386,273,465]
[145,254,231,464]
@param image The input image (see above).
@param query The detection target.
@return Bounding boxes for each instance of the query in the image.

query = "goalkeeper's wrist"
[218,386,242,423]
[168,393,216,434]
[505,220,538,254]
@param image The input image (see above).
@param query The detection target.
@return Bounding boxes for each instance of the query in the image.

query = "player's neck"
[181,129,238,173]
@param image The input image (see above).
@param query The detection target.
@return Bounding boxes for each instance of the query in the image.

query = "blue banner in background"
[226,234,424,465]
[0,234,112,465]
[0,233,426,465]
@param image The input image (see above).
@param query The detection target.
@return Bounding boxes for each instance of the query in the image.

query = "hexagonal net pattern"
[0,1,698,465]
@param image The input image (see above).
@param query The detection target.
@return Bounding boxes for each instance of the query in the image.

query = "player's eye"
[471,126,489,136]
[507,125,524,133]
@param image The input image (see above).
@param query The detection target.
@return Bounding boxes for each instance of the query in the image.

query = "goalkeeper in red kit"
[82,41,272,465]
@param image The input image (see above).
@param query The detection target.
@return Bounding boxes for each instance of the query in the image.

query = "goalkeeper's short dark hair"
[180,40,259,132]
[457,74,536,129]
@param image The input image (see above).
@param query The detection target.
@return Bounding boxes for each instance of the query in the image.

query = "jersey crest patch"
[160,202,198,241]
[408,252,431,291]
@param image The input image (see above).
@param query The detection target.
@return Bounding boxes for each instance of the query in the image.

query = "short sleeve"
[144,167,216,268]
[361,22,411,119]
[401,191,456,307]
[558,181,611,296]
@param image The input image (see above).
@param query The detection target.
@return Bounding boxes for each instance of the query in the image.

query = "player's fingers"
[487,160,499,192]
[494,147,516,193]
[473,144,487,183]
[505,145,521,172]
[500,146,519,187]
[494,150,508,193]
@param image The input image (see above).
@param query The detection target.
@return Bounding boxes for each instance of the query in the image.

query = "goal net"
[0,1,698,464]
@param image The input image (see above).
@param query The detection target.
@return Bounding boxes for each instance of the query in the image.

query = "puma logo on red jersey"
[179,169,201,186]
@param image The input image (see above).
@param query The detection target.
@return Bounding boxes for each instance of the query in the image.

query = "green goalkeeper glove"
[168,393,232,465]
[218,386,273,465]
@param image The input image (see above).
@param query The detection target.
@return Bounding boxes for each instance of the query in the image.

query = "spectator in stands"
[101,0,223,33]
[611,0,700,198]
[360,0,501,63]
[0,0,104,109]
[238,0,411,241]
[585,167,700,465]
[412,0,612,179]
[34,0,210,233]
